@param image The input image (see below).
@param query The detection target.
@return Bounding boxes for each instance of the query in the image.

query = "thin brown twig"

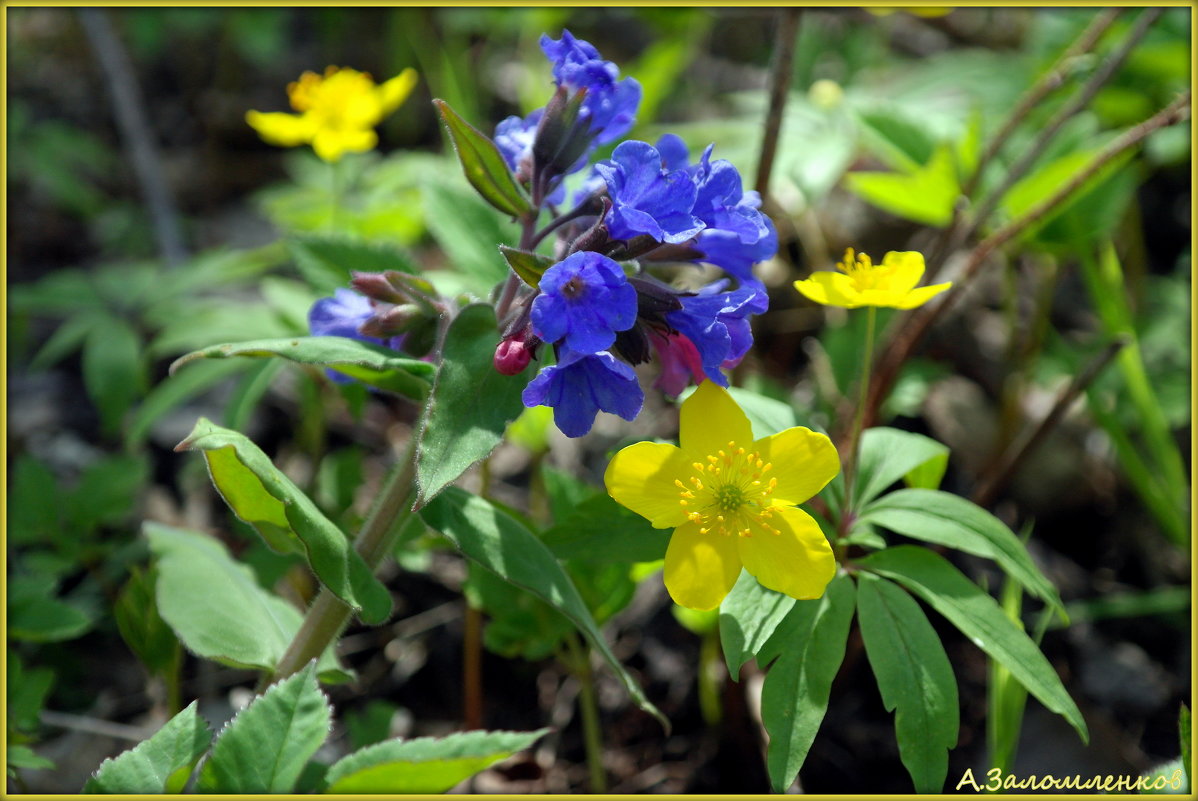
[963,8,1122,198]
[971,336,1127,508]
[967,7,1163,238]
[864,90,1190,428]
[754,8,801,200]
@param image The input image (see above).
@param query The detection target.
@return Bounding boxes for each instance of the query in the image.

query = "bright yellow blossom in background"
[246,66,418,162]
[794,248,952,309]
[604,381,840,611]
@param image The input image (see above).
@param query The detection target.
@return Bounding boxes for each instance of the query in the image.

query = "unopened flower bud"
[350,271,407,304]
[494,333,534,376]
[359,303,422,338]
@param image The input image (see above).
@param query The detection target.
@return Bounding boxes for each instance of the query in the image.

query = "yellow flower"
[794,248,952,309]
[604,381,840,611]
[246,66,418,162]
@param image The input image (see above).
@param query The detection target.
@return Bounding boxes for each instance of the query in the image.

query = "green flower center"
[674,440,780,537]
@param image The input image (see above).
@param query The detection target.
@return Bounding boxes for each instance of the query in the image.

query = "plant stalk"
[754,7,801,200]
[566,633,607,793]
[840,306,876,520]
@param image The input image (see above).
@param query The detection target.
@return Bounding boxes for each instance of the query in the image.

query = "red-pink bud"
[494,335,532,376]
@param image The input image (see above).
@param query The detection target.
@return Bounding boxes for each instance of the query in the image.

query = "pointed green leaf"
[435,98,531,219]
[7,574,95,643]
[859,489,1064,613]
[414,304,530,506]
[197,663,331,794]
[718,570,796,679]
[83,701,211,793]
[853,427,950,508]
[114,567,180,676]
[844,144,958,227]
[759,573,855,793]
[175,418,391,623]
[128,358,248,447]
[857,573,958,793]
[146,522,347,679]
[499,245,553,287]
[324,728,549,793]
[82,315,145,434]
[170,336,432,400]
[420,488,668,730]
[858,546,1088,743]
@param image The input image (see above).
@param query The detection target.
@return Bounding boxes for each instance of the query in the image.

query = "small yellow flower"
[794,248,952,309]
[604,381,840,611]
[246,66,418,162]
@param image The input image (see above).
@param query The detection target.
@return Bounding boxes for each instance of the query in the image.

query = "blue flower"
[522,349,644,437]
[596,140,705,244]
[531,252,638,353]
[308,288,400,384]
[540,30,640,145]
[652,135,777,295]
[664,281,766,387]
[494,109,542,181]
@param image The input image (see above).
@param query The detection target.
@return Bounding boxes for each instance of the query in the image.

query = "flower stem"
[841,305,876,520]
[268,439,417,684]
[566,633,607,793]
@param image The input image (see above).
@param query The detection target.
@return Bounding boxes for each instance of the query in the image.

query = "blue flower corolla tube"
[531,251,638,354]
[308,288,402,384]
[522,349,644,437]
[595,140,705,244]
[664,281,765,387]
[540,30,641,145]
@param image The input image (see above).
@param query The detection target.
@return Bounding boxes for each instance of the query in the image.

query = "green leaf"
[175,418,391,624]
[170,336,432,400]
[859,489,1064,613]
[434,98,531,219]
[287,235,421,295]
[999,145,1134,242]
[759,573,856,793]
[8,745,55,772]
[7,654,54,734]
[127,358,248,447]
[540,493,670,563]
[856,573,958,793]
[197,663,331,794]
[421,182,518,290]
[414,304,529,507]
[420,488,668,730]
[858,546,1088,744]
[853,427,950,508]
[856,108,937,172]
[718,570,796,678]
[83,701,211,793]
[65,453,149,532]
[499,245,553,287]
[29,311,105,370]
[844,144,958,227]
[145,522,346,678]
[7,456,61,545]
[82,316,145,434]
[7,574,95,642]
[324,728,548,794]
[114,567,180,676]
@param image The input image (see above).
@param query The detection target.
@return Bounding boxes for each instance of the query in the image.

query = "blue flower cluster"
[492,32,777,437]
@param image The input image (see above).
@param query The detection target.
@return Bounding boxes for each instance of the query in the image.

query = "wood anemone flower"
[794,248,952,309]
[604,381,840,611]
[246,66,417,162]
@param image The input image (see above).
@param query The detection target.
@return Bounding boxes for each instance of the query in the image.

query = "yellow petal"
[879,250,926,295]
[755,426,840,505]
[680,381,754,460]
[663,521,742,611]
[794,271,865,308]
[245,110,315,146]
[893,281,953,309]
[311,128,377,162]
[604,441,692,529]
[738,506,836,600]
[378,68,418,115]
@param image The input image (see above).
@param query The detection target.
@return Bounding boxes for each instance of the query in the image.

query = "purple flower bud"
[595,140,705,245]
[539,30,640,146]
[494,332,534,376]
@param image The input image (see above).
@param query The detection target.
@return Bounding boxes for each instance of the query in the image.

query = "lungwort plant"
[72,24,1111,795]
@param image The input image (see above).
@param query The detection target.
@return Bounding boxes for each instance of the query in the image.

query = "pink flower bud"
[494,334,532,376]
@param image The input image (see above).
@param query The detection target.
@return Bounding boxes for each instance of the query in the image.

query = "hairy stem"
[270,440,417,683]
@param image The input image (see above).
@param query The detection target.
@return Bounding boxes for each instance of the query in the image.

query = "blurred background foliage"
[6,6,1190,793]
